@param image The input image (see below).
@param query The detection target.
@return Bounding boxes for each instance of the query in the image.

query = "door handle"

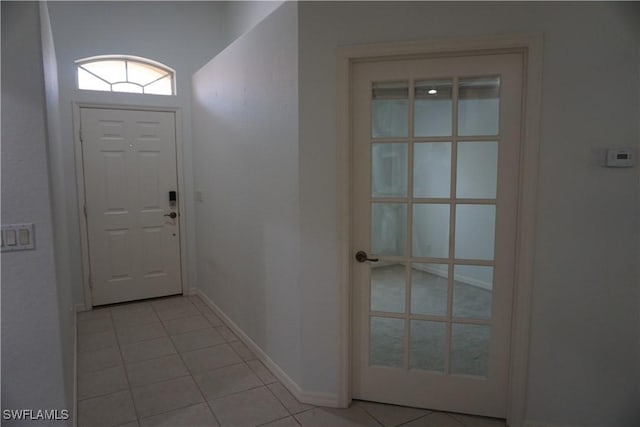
[164,212,177,219]
[355,251,379,263]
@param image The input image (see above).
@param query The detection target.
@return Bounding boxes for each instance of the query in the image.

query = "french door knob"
[164,212,177,219]
[355,251,379,263]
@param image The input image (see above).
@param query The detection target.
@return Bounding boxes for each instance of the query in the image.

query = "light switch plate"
[1,223,35,252]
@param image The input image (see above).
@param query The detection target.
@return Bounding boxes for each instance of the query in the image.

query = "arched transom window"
[76,56,175,95]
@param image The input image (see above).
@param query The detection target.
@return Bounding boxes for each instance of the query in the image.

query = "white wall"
[192,2,301,388]
[298,2,640,425]
[46,1,229,307]
[39,1,76,410]
[1,2,70,422]
[223,1,283,44]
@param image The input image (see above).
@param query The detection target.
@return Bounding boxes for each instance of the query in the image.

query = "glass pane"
[144,76,173,95]
[372,203,407,257]
[112,82,143,94]
[410,320,446,372]
[371,263,406,313]
[78,68,111,92]
[455,205,495,260]
[414,80,452,137]
[372,143,408,197]
[372,82,409,138]
[413,142,451,198]
[82,60,126,84]
[453,265,493,319]
[458,77,500,136]
[456,141,498,199]
[411,263,448,316]
[127,60,168,86]
[370,317,404,368]
[412,204,449,258]
[451,323,490,377]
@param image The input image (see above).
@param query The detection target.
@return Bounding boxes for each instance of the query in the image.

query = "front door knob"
[355,251,379,263]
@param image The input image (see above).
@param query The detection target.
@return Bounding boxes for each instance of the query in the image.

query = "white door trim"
[336,34,543,427]
[73,102,189,310]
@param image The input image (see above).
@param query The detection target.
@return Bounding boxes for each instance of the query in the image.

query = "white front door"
[81,108,182,306]
[352,53,523,417]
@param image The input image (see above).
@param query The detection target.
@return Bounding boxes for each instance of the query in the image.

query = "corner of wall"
[39,1,76,413]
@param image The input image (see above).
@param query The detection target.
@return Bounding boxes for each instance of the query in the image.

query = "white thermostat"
[605,148,635,168]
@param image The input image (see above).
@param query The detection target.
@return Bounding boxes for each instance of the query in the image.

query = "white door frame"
[73,102,189,310]
[336,34,543,427]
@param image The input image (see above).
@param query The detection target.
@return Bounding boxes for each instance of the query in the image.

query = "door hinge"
[88,275,92,289]
[79,129,83,142]
[83,204,87,218]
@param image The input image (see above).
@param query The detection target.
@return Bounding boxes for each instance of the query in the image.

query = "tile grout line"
[137,402,217,426]
[76,348,122,377]
[114,313,216,346]
[76,368,129,403]
[191,294,311,423]
[167,326,228,352]
[194,298,242,427]
[448,412,499,427]
[396,412,438,427]
[255,414,301,427]
[204,380,266,403]
[263,378,316,419]
[77,306,137,426]
[83,296,301,426]
[127,373,195,391]
[264,381,295,418]
[129,299,200,424]
[163,322,213,335]
[355,404,384,427]
[246,360,279,385]
[356,401,435,427]
[119,327,232,362]
[291,406,315,422]
[110,306,143,427]
[157,297,224,427]
[397,411,473,427]
[115,299,193,423]
[189,294,289,425]
[355,403,393,427]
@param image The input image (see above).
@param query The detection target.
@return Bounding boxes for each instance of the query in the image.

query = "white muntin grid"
[367,75,501,376]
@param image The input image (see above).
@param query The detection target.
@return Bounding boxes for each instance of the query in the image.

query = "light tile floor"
[76,295,506,427]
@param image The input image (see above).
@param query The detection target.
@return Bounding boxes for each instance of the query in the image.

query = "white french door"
[81,108,182,306]
[352,53,523,417]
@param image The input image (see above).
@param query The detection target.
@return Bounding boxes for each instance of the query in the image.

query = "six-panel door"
[81,108,182,306]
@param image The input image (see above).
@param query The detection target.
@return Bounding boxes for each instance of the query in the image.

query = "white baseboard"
[297,390,340,408]
[410,263,493,291]
[194,289,339,408]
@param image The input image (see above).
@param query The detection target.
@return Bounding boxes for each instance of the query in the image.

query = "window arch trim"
[75,55,176,95]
